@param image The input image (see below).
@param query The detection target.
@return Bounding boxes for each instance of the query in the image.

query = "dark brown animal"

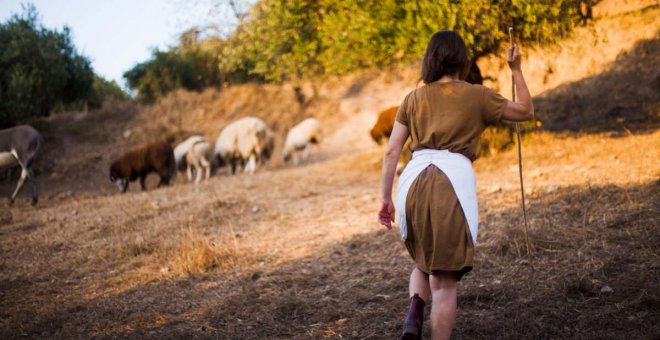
[370,106,398,145]
[109,141,175,193]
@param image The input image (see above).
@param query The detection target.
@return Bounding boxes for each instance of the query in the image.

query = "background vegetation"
[1,1,598,125]
[220,0,585,82]
[0,5,126,128]
[125,0,596,102]
[123,29,225,104]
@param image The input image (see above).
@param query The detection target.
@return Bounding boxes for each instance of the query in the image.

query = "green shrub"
[123,35,224,104]
[0,5,104,127]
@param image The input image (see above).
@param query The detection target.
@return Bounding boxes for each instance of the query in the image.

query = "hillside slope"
[127,1,659,158]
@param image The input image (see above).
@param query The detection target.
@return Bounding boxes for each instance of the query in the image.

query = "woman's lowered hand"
[378,199,396,229]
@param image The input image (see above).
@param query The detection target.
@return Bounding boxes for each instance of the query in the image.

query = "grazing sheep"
[109,141,175,192]
[367,107,412,175]
[214,117,274,175]
[369,106,398,145]
[185,139,214,184]
[282,118,322,165]
[174,135,206,171]
[0,125,43,205]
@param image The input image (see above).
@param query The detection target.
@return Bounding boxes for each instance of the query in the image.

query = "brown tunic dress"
[396,80,507,280]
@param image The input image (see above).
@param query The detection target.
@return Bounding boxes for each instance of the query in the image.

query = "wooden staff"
[509,27,532,256]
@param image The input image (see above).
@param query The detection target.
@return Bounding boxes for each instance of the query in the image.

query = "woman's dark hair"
[420,31,470,84]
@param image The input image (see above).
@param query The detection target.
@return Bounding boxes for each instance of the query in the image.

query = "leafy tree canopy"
[126,0,594,102]
[220,0,591,82]
[123,30,224,104]
[0,5,124,128]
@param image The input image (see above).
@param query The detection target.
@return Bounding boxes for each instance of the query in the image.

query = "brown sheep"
[369,106,412,174]
[109,141,175,193]
[370,106,398,145]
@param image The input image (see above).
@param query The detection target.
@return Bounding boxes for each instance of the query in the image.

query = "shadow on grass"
[2,181,658,339]
[535,35,659,134]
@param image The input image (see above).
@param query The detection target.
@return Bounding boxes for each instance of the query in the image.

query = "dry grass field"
[1,2,658,339]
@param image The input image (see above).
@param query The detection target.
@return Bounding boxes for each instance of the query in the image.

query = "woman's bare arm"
[501,44,534,122]
[378,122,409,229]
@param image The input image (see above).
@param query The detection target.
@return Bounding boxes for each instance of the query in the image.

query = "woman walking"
[378,31,534,339]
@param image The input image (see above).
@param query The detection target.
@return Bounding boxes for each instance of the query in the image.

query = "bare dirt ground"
[1,2,659,339]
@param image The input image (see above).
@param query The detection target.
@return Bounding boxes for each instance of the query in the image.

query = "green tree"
[220,0,324,83]
[0,5,100,128]
[219,0,590,82]
[124,32,224,103]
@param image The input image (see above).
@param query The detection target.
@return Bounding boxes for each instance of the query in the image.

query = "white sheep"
[282,118,322,165]
[174,135,214,184]
[185,139,214,184]
[214,117,274,175]
[174,135,206,171]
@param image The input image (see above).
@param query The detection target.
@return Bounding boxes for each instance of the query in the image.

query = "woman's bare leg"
[429,271,457,340]
[402,267,429,339]
[409,267,431,301]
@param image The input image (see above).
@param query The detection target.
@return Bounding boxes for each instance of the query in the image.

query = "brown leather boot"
[401,293,425,340]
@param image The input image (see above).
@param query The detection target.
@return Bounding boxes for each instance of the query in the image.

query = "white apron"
[396,149,479,244]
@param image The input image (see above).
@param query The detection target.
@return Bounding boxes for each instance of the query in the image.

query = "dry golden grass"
[169,224,245,275]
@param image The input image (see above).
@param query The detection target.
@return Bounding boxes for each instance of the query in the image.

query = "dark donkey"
[0,125,43,205]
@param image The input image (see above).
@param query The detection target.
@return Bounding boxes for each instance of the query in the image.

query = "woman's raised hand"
[378,199,396,229]
[507,44,522,71]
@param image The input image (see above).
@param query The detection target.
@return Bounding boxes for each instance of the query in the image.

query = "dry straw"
[171,220,241,275]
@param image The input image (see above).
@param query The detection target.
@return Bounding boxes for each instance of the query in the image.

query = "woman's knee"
[429,271,458,291]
